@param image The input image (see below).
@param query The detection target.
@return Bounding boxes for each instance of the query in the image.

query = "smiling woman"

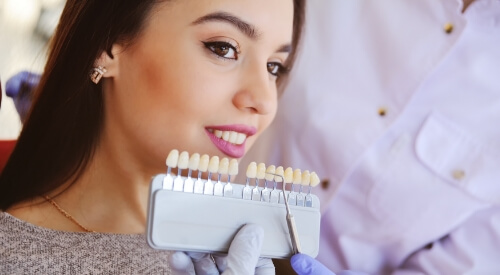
[0,0,305,274]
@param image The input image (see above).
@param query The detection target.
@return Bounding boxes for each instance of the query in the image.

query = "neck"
[59,137,156,233]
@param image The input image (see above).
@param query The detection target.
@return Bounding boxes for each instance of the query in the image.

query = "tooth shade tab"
[188,153,200,170]
[246,162,257,178]
[284,167,294,183]
[208,156,220,173]
[166,149,179,167]
[275,166,284,182]
[256,163,266,179]
[301,170,311,186]
[218,158,229,174]
[198,154,210,172]
[178,151,189,169]
[310,172,320,187]
[229,159,239,176]
[265,165,276,181]
[293,169,302,184]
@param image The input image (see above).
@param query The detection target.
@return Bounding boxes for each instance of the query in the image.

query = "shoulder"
[0,212,173,273]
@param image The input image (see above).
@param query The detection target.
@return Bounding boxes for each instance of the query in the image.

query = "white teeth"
[211,129,248,145]
[222,131,230,141]
[236,133,246,144]
[229,132,238,143]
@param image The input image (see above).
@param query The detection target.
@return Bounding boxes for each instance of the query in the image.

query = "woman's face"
[102,0,294,172]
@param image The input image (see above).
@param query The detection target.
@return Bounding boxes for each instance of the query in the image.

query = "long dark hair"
[0,0,305,210]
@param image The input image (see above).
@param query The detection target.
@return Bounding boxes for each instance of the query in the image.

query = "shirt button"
[321,179,330,189]
[444,23,454,34]
[378,107,387,117]
[452,169,465,180]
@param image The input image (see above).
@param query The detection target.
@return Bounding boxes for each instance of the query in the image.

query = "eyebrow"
[192,11,293,54]
[191,11,261,40]
[277,44,292,53]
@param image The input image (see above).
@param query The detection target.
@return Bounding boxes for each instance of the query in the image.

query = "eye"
[203,41,239,60]
[267,62,287,77]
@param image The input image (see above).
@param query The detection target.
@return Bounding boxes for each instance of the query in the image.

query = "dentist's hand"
[168,223,274,275]
[291,254,369,275]
[5,71,40,122]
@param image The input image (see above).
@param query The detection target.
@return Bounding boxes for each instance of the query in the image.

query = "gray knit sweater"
[0,212,172,274]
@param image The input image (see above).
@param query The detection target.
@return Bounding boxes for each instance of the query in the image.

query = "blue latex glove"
[5,71,41,122]
[168,223,274,275]
[291,254,336,275]
[291,254,370,275]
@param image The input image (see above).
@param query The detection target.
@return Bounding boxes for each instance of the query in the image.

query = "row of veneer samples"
[162,150,320,207]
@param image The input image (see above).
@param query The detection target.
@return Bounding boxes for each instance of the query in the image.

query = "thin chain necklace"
[43,196,96,233]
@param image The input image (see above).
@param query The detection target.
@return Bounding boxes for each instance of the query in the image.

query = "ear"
[94,44,124,79]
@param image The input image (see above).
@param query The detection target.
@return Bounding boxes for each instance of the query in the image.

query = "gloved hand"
[291,254,370,275]
[5,71,41,122]
[168,223,274,275]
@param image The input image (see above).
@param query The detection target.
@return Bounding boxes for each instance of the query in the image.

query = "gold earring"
[90,66,107,84]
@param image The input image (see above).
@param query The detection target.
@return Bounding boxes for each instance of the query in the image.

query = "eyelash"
[202,41,289,78]
[203,41,240,60]
[267,62,289,78]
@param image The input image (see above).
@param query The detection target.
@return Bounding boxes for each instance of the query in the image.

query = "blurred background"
[0,0,64,139]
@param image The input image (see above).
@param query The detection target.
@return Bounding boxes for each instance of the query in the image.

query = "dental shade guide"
[147,149,321,259]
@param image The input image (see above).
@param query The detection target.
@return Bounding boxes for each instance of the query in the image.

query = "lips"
[205,125,257,158]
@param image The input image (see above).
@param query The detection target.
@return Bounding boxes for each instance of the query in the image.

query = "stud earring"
[90,66,107,84]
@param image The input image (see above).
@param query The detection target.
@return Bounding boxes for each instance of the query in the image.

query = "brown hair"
[0,0,305,210]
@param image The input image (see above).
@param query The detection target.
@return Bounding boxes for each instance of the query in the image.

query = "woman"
[0,0,305,273]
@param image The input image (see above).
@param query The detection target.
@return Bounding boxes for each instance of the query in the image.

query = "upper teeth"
[214,130,247,145]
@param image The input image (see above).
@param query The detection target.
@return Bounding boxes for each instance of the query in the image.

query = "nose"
[232,60,277,115]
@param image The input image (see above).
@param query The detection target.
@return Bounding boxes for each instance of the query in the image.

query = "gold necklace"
[43,196,96,233]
